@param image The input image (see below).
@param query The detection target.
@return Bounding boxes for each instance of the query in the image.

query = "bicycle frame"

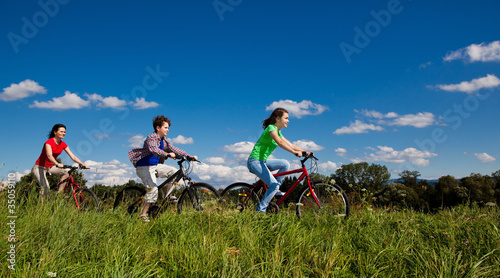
[156,158,194,196]
[57,166,84,209]
[252,155,322,208]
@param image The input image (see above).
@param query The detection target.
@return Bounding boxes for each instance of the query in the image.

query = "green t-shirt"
[249,125,283,161]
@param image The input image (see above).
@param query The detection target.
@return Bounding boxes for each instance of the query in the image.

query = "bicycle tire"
[113,186,146,215]
[177,183,220,214]
[296,182,350,219]
[74,188,100,212]
[220,182,260,212]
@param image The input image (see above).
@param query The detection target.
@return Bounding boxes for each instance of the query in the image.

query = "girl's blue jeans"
[247,157,290,212]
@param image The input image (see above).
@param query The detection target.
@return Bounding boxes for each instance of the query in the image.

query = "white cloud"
[0,80,47,101]
[335,148,347,157]
[169,135,194,145]
[85,93,127,109]
[318,161,339,172]
[473,152,496,163]
[266,100,328,118]
[356,109,398,119]
[419,61,432,69]
[333,120,384,135]
[205,156,226,164]
[389,112,437,128]
[84,159,137,186]
[131,97,159,110]
[192,164,256,188]
[5,169,31,182]
[444,41,500,62]
[222,141,255,164]
[30,91,90,110]
[128,134,145,148]
[94,133,110,140]
[435,74,500,94]
[358,146,437,167]
[335,148,347,153]
[292,140,325,151]
[356,109,437,128]
[222,141,255,154]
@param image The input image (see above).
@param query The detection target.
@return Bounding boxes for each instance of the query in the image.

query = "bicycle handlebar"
[62,164,89,170]
[175,156,200,165]
[300,152,318,164]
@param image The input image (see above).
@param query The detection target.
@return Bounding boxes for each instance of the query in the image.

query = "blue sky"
[1,0,499,188]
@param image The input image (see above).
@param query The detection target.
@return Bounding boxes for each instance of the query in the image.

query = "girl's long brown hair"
[262,108,288,129]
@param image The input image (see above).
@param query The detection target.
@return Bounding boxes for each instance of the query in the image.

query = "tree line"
[279,162,499,212]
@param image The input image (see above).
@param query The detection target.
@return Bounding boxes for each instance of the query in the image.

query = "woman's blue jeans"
[247,157,290,212]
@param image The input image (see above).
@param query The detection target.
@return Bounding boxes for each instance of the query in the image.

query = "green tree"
[373,182,420,209]
[492,170,500,205]
[435,175,468,208]
[398,170,421,188]
[333,162,390,207]
[460,173,495,206]
[333,162,390,193]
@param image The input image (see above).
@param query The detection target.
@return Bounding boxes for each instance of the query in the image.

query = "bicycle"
[113,156,220,218]
[220,152,350,219]
[50,165,100,212]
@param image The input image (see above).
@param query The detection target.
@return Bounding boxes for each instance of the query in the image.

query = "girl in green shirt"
[247,108,309,212]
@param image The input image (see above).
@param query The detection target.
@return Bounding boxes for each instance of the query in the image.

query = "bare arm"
[64,147,89,168]
[45,144,63,168]
[269,131,303,157]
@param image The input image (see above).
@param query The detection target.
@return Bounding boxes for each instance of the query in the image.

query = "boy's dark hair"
[262,108,288,129]
[48,124,66,139]
[153,115,171,131]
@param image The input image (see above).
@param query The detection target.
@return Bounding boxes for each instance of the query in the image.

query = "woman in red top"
[31,124,88,198]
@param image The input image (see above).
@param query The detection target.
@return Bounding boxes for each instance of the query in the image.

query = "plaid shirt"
[128,132,189,167]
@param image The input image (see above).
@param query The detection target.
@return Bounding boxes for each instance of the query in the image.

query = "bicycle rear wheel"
[220,182,260,212]
[113,186,146,215]
[296,183,350,219]
[75,188,100,212]
[177,183,220,214]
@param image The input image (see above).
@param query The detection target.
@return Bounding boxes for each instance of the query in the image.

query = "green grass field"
[1,194,499,277]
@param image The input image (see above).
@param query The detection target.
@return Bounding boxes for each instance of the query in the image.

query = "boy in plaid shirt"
[128,115,197,222]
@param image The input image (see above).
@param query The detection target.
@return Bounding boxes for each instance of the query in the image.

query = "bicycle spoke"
[177,183,220,214]
[113,186,145,215]
[75,188,100,212]
[220,183,260,212]
[297,183,350,219]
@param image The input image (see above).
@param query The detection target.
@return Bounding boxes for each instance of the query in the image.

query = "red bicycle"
[220,153,350,219]
[50,165,100,211]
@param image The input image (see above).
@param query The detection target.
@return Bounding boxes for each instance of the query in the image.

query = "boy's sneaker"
[275,191,285,198]
[169,195,178,203]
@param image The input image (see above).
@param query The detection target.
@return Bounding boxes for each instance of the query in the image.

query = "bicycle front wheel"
[177,183,220,214]
[75,188,100,212]
[296,183,350,219]
[113,186,146,215]
[220,182,260,212]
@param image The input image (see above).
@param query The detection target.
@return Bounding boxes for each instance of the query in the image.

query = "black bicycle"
[113,157,220,217]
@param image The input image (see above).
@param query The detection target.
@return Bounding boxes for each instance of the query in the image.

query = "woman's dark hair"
[262,108,288,129]
[153,115,171,131]
[48,124,66,139]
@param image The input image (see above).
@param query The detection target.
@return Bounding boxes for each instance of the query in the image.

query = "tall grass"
[1,192,499,277]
